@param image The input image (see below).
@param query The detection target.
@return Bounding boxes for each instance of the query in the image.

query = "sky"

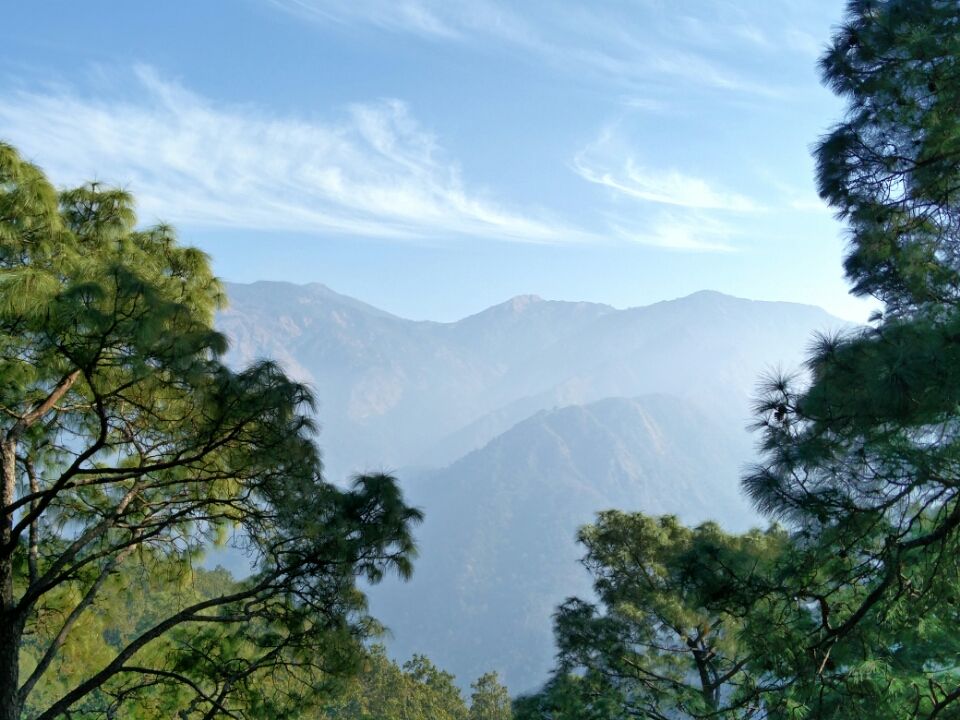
[0,1,873,321]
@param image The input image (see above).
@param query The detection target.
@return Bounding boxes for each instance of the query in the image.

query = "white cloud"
[573,136,760,213]
[758,172,833,215]
[611,214,736,252]
[732,24,772,49]
[785,28,826,59]
[0,67,583,244]
[619,97,670,113]
[268,0,539,47]
[576,160,758,212]
[268,0,786,99]
[268,0,466,39]
[569,124,756,251]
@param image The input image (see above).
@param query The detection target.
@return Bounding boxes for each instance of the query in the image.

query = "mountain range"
[219,282,841,480]
[215,281,846,692]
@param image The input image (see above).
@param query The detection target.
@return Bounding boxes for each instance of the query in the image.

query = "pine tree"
[0,143,422,719]
[527,2,960,717]
[742,1,960,716]
[469,672,511,720]
[814,0,960,314]
[550,513,786,720]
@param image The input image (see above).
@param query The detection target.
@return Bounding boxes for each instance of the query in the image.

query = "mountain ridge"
[223,280,836,325]
[217,281,847,482]
[212,279,850,693]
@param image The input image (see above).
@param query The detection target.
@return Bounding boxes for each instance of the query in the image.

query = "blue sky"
[0,1,871,321]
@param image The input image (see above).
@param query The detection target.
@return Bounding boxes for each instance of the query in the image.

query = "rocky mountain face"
[215,281,846,691]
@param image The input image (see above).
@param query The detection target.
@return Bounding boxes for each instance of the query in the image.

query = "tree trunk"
[692,647,718,712]
[1,438,22,719]
[0,611,24,720]
[1,438,16,600]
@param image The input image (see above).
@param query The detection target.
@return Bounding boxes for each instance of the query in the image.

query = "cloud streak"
[0,67,583,244]
[268,0,793,99]
[0,67,744,252]
[573,129,760,212]
[268,0,468,40]
[611,214,736,252]
[575,158,759,212]
[568,122,763,252]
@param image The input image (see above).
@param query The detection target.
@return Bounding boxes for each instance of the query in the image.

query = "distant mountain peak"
[671,289,832,313]
[507,294,543,312]
[221,280,400,320]
[682,289,729,300]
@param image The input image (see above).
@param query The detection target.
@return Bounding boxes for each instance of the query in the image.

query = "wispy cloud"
[569,122,759,252]
[758,171,833,215]
[0,67,585,243]
[268,0,538,48]
[611,214,736,252]
[573,130,760,212]
[268,0,467,40]
[269,0,790,99]
[575,159,759,212]
[784,29,825,59]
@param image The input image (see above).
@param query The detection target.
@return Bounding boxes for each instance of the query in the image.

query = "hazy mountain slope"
[369,395,756,694]
[218,282,614,480]
[218,283,843,481]
[444,294,616,365]
[482,290,838,420]
[214,282,847,692]
[417,290,846,467]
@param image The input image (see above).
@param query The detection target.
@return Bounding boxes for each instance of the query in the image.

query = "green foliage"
[0,142,422,719]
[21,561,367,719]
[741,324,960,717]
[741,1,960,716]
[815,0,960,312]
[318,647,514,720]
[526,3,960,718]
[547,513,787,719]
[469,672,511,720]
[319,646,469,720]
[513,673,629,720]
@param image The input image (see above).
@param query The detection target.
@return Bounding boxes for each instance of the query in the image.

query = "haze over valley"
[216,281,845,691]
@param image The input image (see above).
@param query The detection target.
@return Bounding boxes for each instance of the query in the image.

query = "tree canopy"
[314,645,470,720]
[552,513,786,720]
[815,0,960,312]
[742,1,960,713]
[0,142,422,719]
[468,672,512,720]
[522,2,960,718]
